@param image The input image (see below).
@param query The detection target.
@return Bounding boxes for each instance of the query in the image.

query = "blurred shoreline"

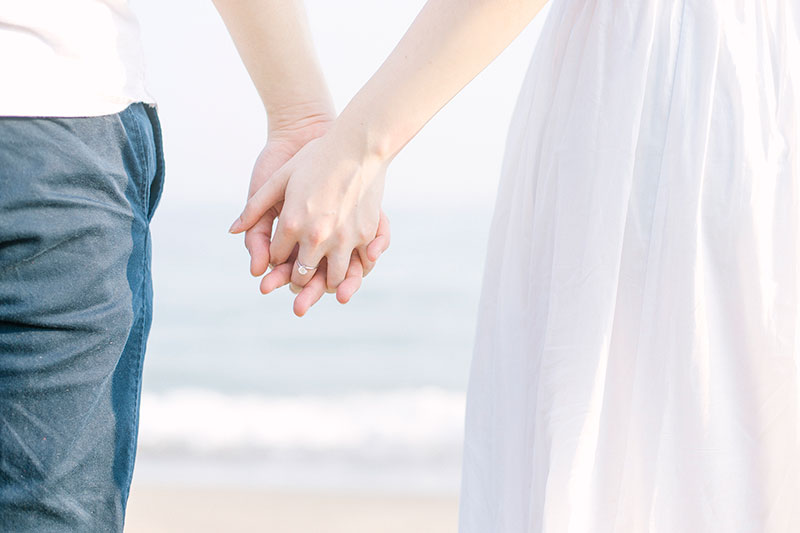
[137,387,464,486]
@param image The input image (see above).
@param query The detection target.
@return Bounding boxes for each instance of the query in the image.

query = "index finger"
[229,171,288,234]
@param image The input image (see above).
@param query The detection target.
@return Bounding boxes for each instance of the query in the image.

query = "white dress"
[458,1,800,532]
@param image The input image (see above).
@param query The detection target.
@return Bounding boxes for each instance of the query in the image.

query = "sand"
[125,485,459,533]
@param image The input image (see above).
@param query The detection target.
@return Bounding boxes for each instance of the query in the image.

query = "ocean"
[136,203,492,493]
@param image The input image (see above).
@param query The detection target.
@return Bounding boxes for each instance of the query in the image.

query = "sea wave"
[138,387,466,462]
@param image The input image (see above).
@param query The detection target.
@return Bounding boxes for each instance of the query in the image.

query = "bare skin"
[230,0,550,296]
[212,0,391,316]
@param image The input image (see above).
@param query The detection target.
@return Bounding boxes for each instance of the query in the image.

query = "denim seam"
[119,105,153,512]
[119,192,149,518]
[123,232,148,509]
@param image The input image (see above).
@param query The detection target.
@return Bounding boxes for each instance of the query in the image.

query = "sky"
[130,0,551,211]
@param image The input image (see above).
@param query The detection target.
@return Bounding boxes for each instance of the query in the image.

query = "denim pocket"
[143,104,165,221]
[119,103,166,221]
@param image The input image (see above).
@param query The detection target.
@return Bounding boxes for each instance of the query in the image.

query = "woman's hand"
[242,109,333,278]
[230,125,389,293]
[260,209,391,317]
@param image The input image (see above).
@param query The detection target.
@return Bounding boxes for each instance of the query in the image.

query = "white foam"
[138,388,466,462]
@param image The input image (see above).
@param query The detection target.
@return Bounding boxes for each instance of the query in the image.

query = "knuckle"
[307,225,329,247]
[356,226,373,242]
[330,227,348,242]
[280,215,301,235]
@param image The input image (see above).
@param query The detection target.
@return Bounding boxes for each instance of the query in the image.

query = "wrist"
[328,100,398,165]
[266,100,336,139]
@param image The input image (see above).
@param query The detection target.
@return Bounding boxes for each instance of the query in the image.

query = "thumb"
[229,171,289,234]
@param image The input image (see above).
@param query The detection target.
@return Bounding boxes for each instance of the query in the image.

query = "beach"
[126,485,458,533]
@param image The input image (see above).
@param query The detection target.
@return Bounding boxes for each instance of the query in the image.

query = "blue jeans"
[0,103,165,531]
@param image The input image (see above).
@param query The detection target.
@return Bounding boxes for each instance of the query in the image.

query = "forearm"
[212,0,334,130]
[333,0,548,160]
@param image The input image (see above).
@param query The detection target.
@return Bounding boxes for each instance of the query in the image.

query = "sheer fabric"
[459,1,800,531]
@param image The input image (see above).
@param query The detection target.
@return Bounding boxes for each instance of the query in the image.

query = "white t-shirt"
[0,0,155,117]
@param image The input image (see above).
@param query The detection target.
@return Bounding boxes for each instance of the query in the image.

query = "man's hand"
[240,110,391,316]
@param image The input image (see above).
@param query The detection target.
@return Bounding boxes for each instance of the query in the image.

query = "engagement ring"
[296,260,318,276]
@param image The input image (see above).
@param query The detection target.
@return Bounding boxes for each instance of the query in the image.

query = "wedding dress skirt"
[459,1,800,531]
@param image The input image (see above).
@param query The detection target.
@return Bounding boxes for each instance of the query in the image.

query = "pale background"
[125,1,550,531]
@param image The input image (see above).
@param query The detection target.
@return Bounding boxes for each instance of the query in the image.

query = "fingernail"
[228,216,242,233]
[289,283,301,294]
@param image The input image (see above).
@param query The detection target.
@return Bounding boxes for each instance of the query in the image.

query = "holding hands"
[229,110,391,316]
[216,0,545,315]
[211,0,393,316]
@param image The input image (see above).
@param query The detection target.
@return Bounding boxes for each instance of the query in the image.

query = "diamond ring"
[296,260,319,276]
